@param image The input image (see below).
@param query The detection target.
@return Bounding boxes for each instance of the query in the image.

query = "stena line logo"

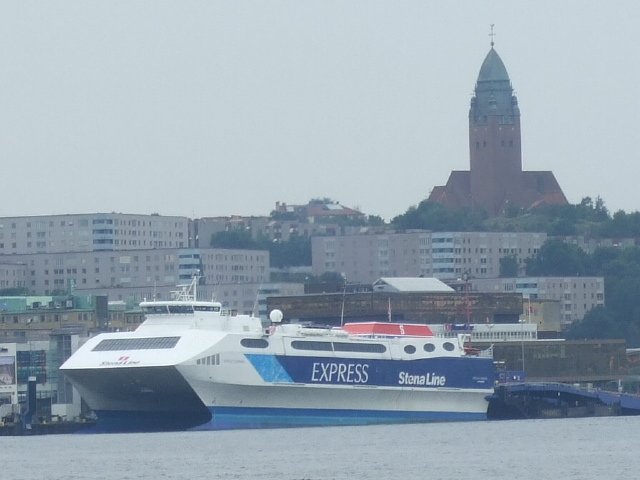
[398,372,446,387]
[100,355,140,367]
[310,362,369,384]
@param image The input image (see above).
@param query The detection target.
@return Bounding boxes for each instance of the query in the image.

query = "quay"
[488,382,640,420]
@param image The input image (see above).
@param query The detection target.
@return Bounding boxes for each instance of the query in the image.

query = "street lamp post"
[520,318,525,374]
[340,273,347,326]
[520,294,531,376]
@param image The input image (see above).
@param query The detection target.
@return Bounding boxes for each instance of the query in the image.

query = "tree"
[548,218,577,236]
[594,196,609,220]
[525,239,589,276]
[391,200,487,231]
[499,255,519,277]
[565,306,624,340]
[210,230,256,249]
[598,210,640,237]
[210,230,312,268]
[366,215,385,226]
[269,236,312,268]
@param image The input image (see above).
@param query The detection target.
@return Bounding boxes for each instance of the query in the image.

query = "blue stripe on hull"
[81,407,485,433]
[197,407,487,430]
[89,409,212,433]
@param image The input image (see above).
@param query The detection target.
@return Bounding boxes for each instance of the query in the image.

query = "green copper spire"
[477,48,510,84]
[470,39,519,122]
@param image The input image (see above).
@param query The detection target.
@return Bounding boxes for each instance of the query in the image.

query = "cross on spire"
[489,24,496,47]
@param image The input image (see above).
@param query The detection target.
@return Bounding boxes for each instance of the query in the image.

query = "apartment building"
[1,247,269,296]
[0,262,28,291]
[0,212,274,320]
[0,213,189,255]
[471,276,605,326]
[311,231,547,283]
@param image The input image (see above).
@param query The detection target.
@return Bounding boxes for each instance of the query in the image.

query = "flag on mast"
[387,297,392,322]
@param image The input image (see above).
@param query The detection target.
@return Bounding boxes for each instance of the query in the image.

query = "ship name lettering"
[311,362,369,384]
[398,372,446,386]
[99,360,141,367]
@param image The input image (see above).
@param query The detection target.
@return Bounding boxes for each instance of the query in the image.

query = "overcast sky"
[1,1,639,221]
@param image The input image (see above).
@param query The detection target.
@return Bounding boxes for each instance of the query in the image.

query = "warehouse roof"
[373,277,454,293]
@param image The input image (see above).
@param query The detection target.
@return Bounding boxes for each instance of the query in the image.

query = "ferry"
[60,278,495,431]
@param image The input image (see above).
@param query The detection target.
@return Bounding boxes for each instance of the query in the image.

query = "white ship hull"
[187,382,491,429]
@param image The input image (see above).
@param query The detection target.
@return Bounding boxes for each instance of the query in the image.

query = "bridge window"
[194,305,221,312]
[92,336,180,351]
[142,305,169,314]
[240,338,269,349]
[168,305,194,314]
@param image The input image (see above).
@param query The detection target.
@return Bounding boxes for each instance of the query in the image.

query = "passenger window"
[443,342,455,352]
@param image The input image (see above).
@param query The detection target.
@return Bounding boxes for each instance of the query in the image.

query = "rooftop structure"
[272,199,365,224]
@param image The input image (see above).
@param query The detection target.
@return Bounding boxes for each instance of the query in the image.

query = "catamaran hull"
[180,352,494,430]
[187,381,491,430]
[62,365,211,432]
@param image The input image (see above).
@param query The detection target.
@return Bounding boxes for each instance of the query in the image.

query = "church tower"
[427,29,568,216]
[469,46,522,215]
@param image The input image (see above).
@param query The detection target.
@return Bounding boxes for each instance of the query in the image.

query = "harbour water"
[2,416,637,479]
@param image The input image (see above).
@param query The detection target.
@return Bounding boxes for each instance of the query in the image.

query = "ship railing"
[478,344,494,358]
[170,274,201,302]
